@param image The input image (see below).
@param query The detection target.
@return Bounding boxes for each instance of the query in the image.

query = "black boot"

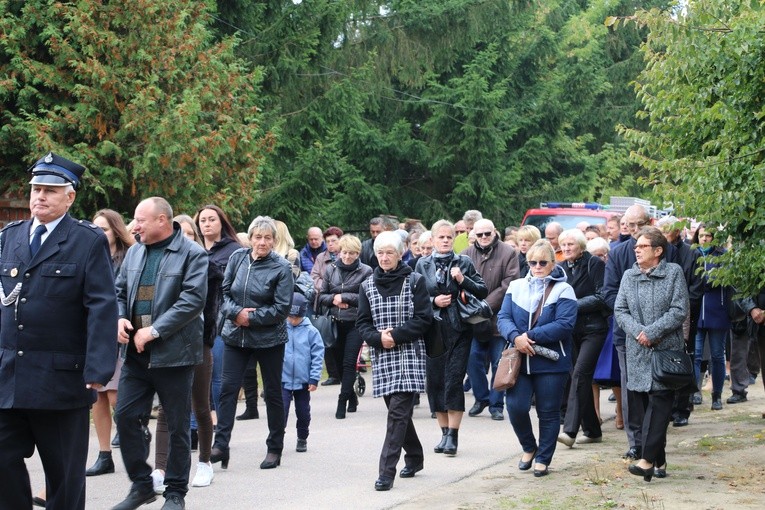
[85,451,115,476]
[433,427,449,453]
[336,396,348,419]
[347,393,358,413]
[443,428,459,456]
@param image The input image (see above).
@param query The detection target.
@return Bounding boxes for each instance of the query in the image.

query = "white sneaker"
[191,461,214,487]
[150,469,165,495]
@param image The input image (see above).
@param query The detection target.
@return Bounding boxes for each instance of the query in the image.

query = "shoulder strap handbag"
[530,281,555,330]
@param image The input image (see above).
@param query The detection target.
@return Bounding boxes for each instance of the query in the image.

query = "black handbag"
[309,308,337,349]
[651,348,695,390]
[457,289,493,324]
[424,314,447,358]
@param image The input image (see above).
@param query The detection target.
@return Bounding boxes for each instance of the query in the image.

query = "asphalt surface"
[24,370,553,510]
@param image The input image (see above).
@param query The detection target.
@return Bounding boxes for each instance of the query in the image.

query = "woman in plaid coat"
[357,232,432,492]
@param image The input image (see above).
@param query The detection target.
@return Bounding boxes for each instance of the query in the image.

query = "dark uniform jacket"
[0,214,118,409]
[115,223,208,368]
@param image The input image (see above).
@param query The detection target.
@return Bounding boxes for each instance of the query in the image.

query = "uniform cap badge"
[44,153,54,164]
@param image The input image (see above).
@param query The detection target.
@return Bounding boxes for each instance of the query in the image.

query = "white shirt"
[30,215,65,248]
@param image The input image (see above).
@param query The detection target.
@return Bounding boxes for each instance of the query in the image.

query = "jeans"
[214,343,285,454]
[210,336,224,412]
[282,386,311,440]
[466,336,506,411]
[694,328,727,396]
[506,371,568,466]
[116,359,194,497]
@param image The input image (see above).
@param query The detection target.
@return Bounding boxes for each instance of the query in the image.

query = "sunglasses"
[474,232,493,238]
[528,260,549,267]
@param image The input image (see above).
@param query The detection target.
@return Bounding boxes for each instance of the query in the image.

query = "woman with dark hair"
[194,205,242,416]
[318,234,373,418]
[415,219,487,457]
[85,209,135,477]
[357,231,431,491]
[691,223,732,410]
[615,226,689,481]
[211,216,293,471]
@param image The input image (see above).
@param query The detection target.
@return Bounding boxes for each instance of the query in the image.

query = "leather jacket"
[220,249,293,349]
[116,224,208,368]
[318,261,373,322]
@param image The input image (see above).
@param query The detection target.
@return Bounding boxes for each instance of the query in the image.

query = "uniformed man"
[0,152,119,510]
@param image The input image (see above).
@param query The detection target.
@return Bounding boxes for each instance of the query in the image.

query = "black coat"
[0,215,118,409]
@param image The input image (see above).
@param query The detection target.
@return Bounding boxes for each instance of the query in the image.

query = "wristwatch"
[150,327,160,339]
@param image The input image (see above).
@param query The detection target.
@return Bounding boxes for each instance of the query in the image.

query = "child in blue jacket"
[282,292,325,452]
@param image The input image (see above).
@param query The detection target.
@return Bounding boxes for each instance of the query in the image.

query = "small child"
[282,292,325,452]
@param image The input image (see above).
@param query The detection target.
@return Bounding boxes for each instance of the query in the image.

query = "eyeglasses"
[634,244,654,250]
[527,260,549,267]
[626,221,647,229]
[474,232,493,238]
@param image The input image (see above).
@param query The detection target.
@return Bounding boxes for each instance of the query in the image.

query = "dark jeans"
[241,357,259,412]
[210,336,224,411]
[335,320,363,400]
[379,392,423,479]
[214,343,285,454]
[0,407,89,510]
[563,330,606,438]
[695,327,727,396]
[282,386,311,440]
[116,359,194,497]
[506,371,568,466]
[632,390,674,466]
[466,336,506,412]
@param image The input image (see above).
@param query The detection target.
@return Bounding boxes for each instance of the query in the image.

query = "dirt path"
[397,381,765,510]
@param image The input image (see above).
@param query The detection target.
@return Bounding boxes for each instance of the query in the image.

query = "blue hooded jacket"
[282,317,325,390]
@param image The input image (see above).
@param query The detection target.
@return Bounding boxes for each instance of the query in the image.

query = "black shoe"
[210,446,229,469]
[190,429,198,452]
[260,452,281,469]
[711,399,723,411]
[32,497,46,508]
[336,396,348,419]
[161,494,185,510]
[236,408,259,420]
[518,449,536,471]
[468,401,489,417]
[691,393,702,405]
[296,439,307,452]
[443,428,458,456]
[727,392,747,404]
[112,488,156,510]
[321,377,340,386]
[533,465,549,477]
[490,409,504,421]
[430,412,436,419]
[374,477,394,491]
[433,427,448,453]
[86,451,115,476]
[623,447,640,460]
[347,393,358,413]
[111,432,120,448]
[628,463,654,482]
[655,465,667,478]
[608,393,617,402]
[399,463,423,478]
[672,417,689,427]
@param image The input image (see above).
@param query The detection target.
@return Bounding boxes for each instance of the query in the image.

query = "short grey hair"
[248,215,277,238]
[462,209,483,225]
[430,219,454,237]
[373,231,404,256]
[586,236,610,256]
[559,228,587,251]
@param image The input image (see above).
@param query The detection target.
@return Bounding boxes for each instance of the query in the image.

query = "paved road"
[27,378,618,509]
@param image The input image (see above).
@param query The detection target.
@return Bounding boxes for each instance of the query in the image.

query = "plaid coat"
[357,268,431,397]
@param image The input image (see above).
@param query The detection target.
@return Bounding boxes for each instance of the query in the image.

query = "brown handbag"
[493,282,556,391]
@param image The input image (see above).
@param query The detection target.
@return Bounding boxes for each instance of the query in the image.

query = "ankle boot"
[443,428,459,456]
[433,427,449,453]
[347,393,358,413]
[336,396,348,419]
[85,451,115,476]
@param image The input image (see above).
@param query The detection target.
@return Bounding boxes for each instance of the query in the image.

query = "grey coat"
[614,260,689,392]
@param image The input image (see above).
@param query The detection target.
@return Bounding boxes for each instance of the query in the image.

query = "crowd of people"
[3,152,765,509]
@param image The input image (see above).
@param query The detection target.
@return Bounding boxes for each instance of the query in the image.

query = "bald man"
[299,227,326,273]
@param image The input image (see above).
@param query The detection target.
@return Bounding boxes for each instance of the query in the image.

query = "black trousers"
[563,329,606,438]
[241,356,259,412]
[379,392,423,479]
[214,343,285,454]
[116,359,194,497]
[633,389,674,466]
[426,328,472,412]
[335,320,364,400]
[0,407,89,510]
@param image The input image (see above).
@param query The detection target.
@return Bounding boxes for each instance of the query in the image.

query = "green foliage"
[0,0,270,223]
[621,1,765,294]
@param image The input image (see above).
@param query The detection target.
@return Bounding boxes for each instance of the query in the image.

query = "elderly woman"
[318,234,373,418]
[614,227,689,481]
[497,239,577,477]
[556,229,610,448]
[356,231,432,491]
[415,220,487,457]
[516,225,542,278]
[210,216,293,471]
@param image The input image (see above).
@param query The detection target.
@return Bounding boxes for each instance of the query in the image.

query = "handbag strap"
[530,281,555,329]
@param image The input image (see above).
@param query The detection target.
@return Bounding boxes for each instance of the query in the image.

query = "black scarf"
[474,235,500,254]
[373,262,412,298]
[335,257,360,272]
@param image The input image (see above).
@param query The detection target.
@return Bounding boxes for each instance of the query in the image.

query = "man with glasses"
[462,219,520,420]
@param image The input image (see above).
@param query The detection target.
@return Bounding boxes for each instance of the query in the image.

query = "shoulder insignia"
[1,220,23,232]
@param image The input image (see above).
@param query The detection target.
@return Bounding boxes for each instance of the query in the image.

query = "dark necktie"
[30,224,47,258]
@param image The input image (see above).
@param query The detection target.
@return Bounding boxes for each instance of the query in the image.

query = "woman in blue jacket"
[497,239,577,477]
[693,224,732,410]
